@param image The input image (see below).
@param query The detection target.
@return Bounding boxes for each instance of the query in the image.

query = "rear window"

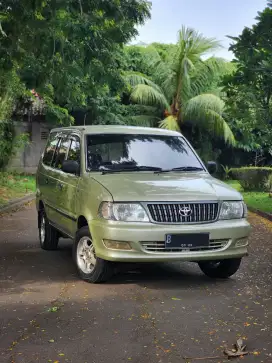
[42,133,59,166]
[53,137,71,169]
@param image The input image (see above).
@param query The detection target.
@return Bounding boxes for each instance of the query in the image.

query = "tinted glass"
[86,134,203,171]
[67,137,80,163]
[42,133,59,166]
[54,137,71,169]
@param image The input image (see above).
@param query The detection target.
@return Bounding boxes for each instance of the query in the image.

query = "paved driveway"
[0,203,271,363]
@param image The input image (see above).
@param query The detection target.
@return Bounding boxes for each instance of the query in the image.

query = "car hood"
[91,172,242,202]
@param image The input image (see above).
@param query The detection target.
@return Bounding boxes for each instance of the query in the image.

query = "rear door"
[53,134,81,237]
[37,131,62,223]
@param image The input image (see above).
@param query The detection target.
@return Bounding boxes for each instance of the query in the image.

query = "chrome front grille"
[147,202,219,223]
[141,240,228,253]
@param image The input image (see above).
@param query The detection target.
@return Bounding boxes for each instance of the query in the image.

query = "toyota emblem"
[179,206,192,217]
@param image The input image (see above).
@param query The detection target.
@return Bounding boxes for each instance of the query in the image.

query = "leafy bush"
[0,121,29,170]
[232,167,272,191]
[221,165,232,180]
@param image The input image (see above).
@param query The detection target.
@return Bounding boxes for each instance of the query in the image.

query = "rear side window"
[42,133,59,166]
[67,137,80,163]
[54,136,71,170]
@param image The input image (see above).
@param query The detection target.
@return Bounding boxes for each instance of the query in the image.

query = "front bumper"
[90,219,251,262]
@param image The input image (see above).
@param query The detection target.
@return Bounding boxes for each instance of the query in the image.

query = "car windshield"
[86,134,204,172]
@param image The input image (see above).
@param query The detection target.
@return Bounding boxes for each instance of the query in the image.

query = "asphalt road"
[0,203,271,363]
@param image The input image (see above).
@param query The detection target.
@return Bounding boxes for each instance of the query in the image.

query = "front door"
[53,134,81,237]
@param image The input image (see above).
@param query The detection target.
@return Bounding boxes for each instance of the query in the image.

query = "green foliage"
[221,165,232,180]
[0,121,29,170]
[231,167,272,191]
[125,26,235,145]
[267,174,272,192]
[1,0,151,125]
[0,172,35,206]
[223,5,272,158]
[226,179,272,213]
[0,68,26,120]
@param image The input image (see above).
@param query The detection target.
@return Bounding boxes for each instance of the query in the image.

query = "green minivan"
[36,126,251,283]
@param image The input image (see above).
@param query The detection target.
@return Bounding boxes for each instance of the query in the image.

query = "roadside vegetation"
[226,180,272,214]
[0,173,35,207]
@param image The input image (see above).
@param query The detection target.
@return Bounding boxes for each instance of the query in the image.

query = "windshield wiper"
[101,166,163,175]
[154,166,204,174]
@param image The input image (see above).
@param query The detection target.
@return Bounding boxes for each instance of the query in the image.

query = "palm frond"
[123,71,162,92]
[184,94,235,145]
[130,84,170,109]
[206,110,235,145]
[159,115,181,132]
[129,115,161,127]
[185,93,225,117]
[177,26,221,58]
[190,57,234,97]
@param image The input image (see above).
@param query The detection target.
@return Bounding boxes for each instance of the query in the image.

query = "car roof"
[50,125,181,137]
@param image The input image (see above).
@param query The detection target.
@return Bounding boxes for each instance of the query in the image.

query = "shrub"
[232,167,272,191]
[221,165,232,180]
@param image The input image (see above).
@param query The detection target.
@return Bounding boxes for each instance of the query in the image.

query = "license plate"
[165,233,209,249]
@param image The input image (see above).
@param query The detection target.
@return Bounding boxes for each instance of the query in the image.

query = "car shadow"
[0,238,238,294]
[109,261,236,291]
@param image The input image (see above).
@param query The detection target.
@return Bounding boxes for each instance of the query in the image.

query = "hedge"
[231,167,272,192]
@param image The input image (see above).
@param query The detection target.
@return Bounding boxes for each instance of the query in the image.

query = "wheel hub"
[77,237,96,274]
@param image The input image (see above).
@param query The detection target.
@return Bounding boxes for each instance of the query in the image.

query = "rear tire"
[73,226,113,283]
[39,210,59,250]
[198,258,242,278]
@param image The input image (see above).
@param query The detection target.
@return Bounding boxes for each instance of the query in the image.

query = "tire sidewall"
[73,226,112,283]
[73,226,98,281]
[39,210,47,248]
[199,258,242,278]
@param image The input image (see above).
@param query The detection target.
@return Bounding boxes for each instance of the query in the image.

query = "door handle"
[57,182,64,190]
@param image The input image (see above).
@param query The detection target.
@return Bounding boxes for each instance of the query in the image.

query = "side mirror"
[62,160,80,175]
[207,161,217,175]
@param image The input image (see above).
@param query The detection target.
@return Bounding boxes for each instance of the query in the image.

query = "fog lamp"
[235,238,248,247]
[103,240,132,250]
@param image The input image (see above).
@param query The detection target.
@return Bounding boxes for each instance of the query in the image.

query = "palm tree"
[125,26,235,145]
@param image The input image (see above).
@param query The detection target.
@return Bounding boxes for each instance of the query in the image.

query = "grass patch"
[226,180,272,214]
[0,172,36,207]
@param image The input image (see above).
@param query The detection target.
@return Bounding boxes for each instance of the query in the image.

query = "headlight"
[219,201,246,220]
[99,202,149,222]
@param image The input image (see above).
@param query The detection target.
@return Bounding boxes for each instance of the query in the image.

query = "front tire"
[39,210,59,250]
[198,258,242,278]
[73,226,113,283]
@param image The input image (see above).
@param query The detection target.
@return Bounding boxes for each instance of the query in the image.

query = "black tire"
[39,210,59,250]
[198,258,242,278]
[73,226,113,283]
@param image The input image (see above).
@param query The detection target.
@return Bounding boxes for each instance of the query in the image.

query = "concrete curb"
[0,193,35,214]
[248,207,272,222]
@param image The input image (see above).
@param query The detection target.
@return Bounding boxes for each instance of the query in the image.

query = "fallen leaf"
[48,339,55,343]
[224,339,248,358]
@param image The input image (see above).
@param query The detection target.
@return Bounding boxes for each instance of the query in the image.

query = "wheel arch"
[77,215,89,231]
